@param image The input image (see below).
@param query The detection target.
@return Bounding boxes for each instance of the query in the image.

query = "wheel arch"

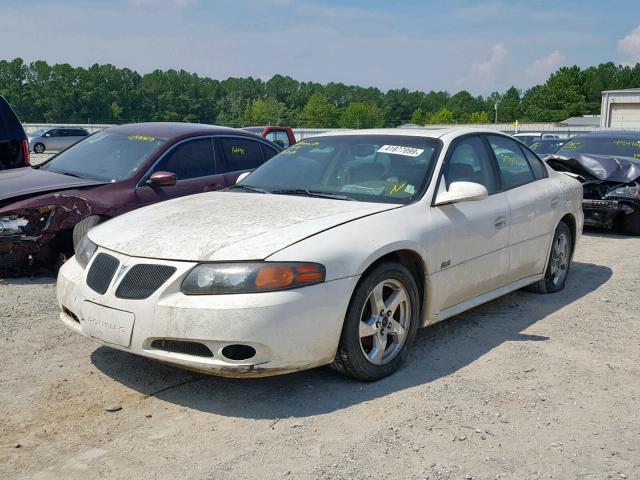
[357,248,428,325]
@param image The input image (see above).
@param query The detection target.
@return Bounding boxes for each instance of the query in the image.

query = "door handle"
[550,197,560,208]
[204,183,224,192]
[494,216,507,229]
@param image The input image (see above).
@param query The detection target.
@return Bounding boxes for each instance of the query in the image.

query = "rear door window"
[487,135,535,189]
[219,137,264,172]
[152,138,216,180]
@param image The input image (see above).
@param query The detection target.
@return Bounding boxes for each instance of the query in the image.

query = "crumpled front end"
[0,206,59,273]
[546,155,640,229]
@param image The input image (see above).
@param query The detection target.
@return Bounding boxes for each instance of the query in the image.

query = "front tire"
[525,221,572,294]
[33,143,45,154]
[333,262,420,381]
[72,215,103,250]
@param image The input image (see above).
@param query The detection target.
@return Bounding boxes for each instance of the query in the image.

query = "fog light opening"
[221,344,256,361]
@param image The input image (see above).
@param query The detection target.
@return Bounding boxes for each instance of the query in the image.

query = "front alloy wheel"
[358,278,411,365]
[333,261,420,381]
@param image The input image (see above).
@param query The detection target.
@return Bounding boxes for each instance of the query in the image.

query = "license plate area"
[81,301,135,347]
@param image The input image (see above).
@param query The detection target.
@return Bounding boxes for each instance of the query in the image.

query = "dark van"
[0,96,29,170]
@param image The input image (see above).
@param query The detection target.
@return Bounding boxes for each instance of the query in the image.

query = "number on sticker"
[377,145,424,157]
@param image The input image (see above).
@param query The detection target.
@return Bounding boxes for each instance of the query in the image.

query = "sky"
[1,0,639,95]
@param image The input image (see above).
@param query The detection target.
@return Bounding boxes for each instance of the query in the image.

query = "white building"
[600,88,640,129]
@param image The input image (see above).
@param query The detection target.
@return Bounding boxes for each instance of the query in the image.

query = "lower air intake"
[150,339,213,358]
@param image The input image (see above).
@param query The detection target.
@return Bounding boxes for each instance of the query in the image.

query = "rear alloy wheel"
[333,262,419,381]
[525,221,572,294]
[33,143,45,154]
[621,210,640,236]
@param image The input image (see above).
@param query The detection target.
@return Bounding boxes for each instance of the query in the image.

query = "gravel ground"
[1,231,639,480]
[29,153,55,166]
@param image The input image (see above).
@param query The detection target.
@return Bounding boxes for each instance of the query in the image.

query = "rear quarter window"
[220,137,264,172]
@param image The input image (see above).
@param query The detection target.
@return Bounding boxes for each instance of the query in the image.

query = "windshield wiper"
[227,184,270,194]
[271,189,355,201]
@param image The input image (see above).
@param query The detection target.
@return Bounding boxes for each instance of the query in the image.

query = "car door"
[63,129,85,149]
[427,135,511,311]
[216,136,276,185]
[485,134,559,282]
[45,129,64,150]
[135,136,223,207]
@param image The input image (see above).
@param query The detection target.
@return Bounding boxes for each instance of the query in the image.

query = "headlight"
[0,215,29,236]
[75,236,97,269]
[606,185,640,199]
[181,262,326,295]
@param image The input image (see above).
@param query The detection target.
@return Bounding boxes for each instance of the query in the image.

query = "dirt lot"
[1,231,639,480]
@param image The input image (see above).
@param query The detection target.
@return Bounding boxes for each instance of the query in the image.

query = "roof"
[106,122,236,139]
[579,130,640,138]
[313,127,507,140]
[560,116,601,127]
[602,88,640,94]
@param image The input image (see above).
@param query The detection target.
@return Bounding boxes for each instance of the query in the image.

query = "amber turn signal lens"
[255,265,295,289]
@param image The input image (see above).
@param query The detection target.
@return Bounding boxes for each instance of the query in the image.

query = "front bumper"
[57,248,359,377]
[582,199,636,228]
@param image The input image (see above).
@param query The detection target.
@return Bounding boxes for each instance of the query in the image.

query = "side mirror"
[434,181,488,206]
[148,171,177,187]
[236,171,251,184]
[44,133,51,137]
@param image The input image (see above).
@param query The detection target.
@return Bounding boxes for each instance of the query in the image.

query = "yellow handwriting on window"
[390,183,407,195]
[232,146,245,156]
[128,135,155,142]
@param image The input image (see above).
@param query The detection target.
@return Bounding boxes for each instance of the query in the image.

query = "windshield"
[239,135,440,204]
[30,129,47,137]
[530,140,566,154]
[557,136,640,159]
[39,130,167,182]
[513,135,539,146]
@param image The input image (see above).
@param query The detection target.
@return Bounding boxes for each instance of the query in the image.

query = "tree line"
[1,57,639,128]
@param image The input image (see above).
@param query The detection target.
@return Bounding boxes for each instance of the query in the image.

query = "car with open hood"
[0,122,281,274]
[546,131,640,235]
[57,128,583,381]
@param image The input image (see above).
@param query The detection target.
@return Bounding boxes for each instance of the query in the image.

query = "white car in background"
[57,128,583,381]
[513,132,560,146]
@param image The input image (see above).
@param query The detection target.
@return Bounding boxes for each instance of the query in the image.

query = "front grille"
[115,264,176,299]
[86,253,120,294]
[150,339,213,358]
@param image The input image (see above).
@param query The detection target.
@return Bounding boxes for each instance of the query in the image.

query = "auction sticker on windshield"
[378,145,424,157]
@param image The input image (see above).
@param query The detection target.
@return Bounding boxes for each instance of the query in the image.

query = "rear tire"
[33,143,45,154]
[72,215,103,250]
[332,262,420,381]
[525,221,572,294]
[621,210,640,236]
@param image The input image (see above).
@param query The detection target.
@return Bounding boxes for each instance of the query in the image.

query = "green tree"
[410,108,428,125]
[427,108,455,124]
[339,102,384,128]
[299,93,339,127]
[468,111,489,123]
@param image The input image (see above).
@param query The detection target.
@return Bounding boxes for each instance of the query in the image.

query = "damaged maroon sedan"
[0,122,281,274]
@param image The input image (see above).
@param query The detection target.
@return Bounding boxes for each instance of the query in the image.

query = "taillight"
[22,139,30,166]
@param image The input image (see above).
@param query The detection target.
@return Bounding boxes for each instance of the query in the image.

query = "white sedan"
[57,128,583,381]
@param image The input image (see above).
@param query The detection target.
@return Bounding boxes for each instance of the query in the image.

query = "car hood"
[546,154,640,184]
[0,167,106,204]
[89,192,400,261]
